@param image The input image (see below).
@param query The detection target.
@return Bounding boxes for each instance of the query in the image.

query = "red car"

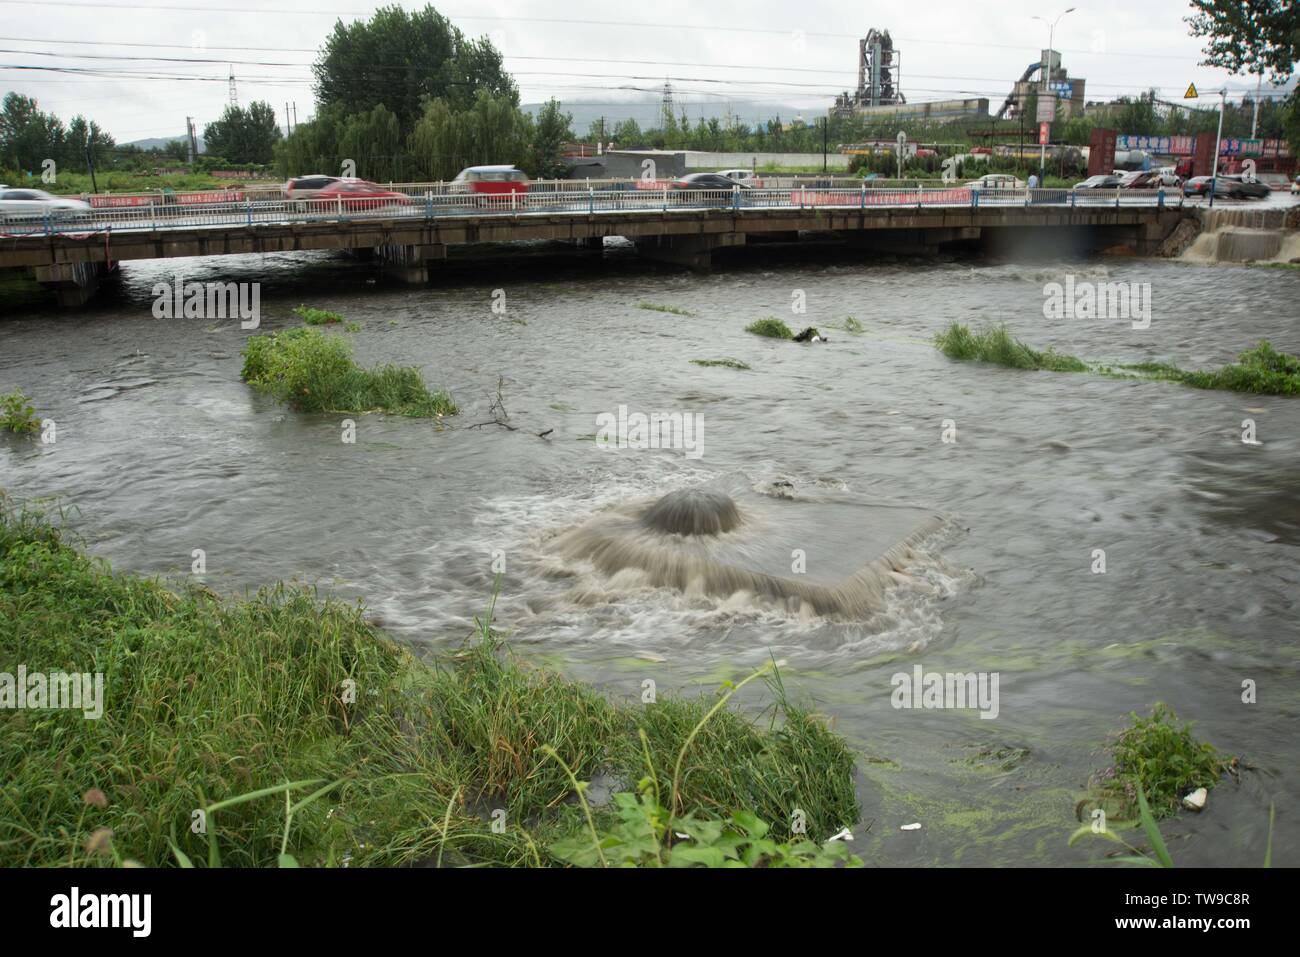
[312,181,412,211]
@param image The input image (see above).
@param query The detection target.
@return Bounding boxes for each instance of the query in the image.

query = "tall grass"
[745,317,794,339]
[934,322,1087,372]
[241,327,457,417]
[0,497,859,867]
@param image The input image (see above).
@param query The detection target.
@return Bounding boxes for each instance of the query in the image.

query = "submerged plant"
[1090,702,1225,820]
[690,358,751,370]
[745,317,794,339]
[638,301,695,317]
[0,389,40,435]
[240,327,456,417]
[293,305,345,326]
[934,322,1087,372]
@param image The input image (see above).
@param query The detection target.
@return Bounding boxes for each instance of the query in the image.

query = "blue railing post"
[860,183,865,209]
[1157,188,1165,208]
[1071,189,1077,208]
[426,193,432,219]
[43,210,51,236]
[972,188,979,209]
[588,187,594,214]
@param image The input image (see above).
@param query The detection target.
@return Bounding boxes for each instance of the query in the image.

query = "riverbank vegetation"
[937,322,1300,395]
[240,327,457,417]
[293,305,345,325]
[0,390,41,435]
[745,317,794,339]
[0,498,860,867]
[690,358,750,370]
[638,302,695,317]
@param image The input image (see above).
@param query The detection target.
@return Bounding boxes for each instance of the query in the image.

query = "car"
[1218,175,1270,199]
[0,188,92,219]
[312,181,412,211]
[448,165,529,195]
[1074,175,1123,190]
[1119,171,1161,189]
[717,169,764,188]
[671,172,751,190]
[283,174,343,199]
[965,173,1024,189]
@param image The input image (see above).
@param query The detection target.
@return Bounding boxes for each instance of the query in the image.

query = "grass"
[240,326,457,417]
[938,323,1300,397]
[293,305,345,326]
[0,390,41,435]
[0,497,860,867]
[690,358,750,370]
[1088,703,1225,821]
[745,317,794,339]
[637,301,696,317]
[934,322,1088,372]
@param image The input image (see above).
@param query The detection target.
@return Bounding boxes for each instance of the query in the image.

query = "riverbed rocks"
[1182,787,1208,811]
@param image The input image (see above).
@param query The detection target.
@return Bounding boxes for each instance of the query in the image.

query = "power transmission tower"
[228,66,237,107]
[661,80,675,130]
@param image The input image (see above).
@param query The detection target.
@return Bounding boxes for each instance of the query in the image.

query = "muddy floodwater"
[2,239,1297,866]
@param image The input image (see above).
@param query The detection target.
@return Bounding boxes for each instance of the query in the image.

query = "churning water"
[2,239,1297,865]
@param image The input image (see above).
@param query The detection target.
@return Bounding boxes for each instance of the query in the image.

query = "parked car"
[717,169,764,188]
[312,181,412,211]
[671,172,751,190]
[283,174,343,199]
[965,173,1024,189]
[448,165,529,195]
[1074,175,1123,190]
[0,188,92,219]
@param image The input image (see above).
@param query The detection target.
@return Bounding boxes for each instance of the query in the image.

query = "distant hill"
[122,135,205,152]
[524,98,819,136]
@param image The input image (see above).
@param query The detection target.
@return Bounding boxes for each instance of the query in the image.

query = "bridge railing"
[0,187,1184,236]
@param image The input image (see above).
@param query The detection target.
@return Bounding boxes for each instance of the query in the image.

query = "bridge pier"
[633,233,745,270]
[33,260,113,307]
[375,242,447,284]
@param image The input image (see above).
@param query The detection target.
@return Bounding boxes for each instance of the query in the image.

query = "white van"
[718,169,764,188]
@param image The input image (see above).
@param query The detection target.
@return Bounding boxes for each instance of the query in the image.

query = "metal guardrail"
[0,187,1183,237]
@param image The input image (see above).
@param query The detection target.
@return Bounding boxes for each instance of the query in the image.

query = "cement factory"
[829,27,1086,124]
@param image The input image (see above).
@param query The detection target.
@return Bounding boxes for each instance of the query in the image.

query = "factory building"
[830,28,989,123]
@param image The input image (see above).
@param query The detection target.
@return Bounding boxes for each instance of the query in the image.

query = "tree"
[0,93,64,172]
[1187,1,1300,153]
[203,102,282,165]
[312,4,516,133]
[525,99,572,179]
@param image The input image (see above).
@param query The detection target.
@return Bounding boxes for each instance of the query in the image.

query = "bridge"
[0,186,1188,305]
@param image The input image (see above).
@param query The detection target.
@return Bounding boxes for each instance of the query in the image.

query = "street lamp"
[1032,7,1076,182]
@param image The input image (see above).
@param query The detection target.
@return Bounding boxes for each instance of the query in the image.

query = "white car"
[0,188,92,219]
[964,173,1025,189]
[718,169,764,188]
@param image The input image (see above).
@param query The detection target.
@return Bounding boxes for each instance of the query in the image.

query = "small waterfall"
[1180,207,1299,264]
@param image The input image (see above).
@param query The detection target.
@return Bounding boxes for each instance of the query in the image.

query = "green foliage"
[934,322,1088,372]
[240,326,457,417]
[293,305,345,325]
[0,503,861,868]
[0,389,40,435]
[690,358,750,370]
[1092,703,1224,820]
[1122,341,1300,395]
[637,301,695,316]
[202,102,282,166]
[745,317,794,339]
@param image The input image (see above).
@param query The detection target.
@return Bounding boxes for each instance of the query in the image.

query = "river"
[2,237,1297,866]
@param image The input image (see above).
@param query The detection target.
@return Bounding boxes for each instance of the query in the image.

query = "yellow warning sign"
[1184,83,1199,99]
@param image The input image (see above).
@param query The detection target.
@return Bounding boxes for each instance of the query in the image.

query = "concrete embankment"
[1172,205,1300,264]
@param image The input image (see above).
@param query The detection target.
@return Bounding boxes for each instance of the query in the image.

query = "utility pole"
[1210,87,1226,208]
[1251,73,1261,139]
[822,116,828,173]
[85,138,98,193]
[1033,7,1075,181]
[185,116,195,165]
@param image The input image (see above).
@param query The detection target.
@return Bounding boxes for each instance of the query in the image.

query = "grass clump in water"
[690,358,751,370]
[293,305,345,325]
[1089,703,1225,821]
[240,327,456,417]
[0,498,859,867]
[1150,341,1300,396]
[637,301,695,317]
[745,316,794,339]
[935,322,1087,372]
[0,389,41,435]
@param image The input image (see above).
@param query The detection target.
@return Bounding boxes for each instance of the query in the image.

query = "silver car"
[0,188,92,220]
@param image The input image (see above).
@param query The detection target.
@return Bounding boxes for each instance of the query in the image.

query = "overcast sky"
[0,0,1293,142]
